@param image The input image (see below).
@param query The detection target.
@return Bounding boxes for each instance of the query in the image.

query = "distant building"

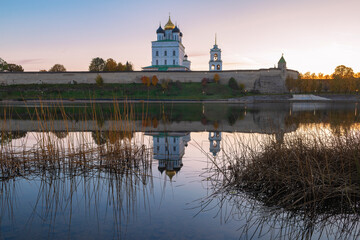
[209,35,222,71]
[143,16,191,71]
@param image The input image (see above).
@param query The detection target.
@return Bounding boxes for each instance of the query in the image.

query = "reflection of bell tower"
[209,34,222,71]
[209,132,221,156]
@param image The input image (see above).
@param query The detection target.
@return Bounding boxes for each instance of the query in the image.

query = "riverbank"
[0,82,246,101]
[1,94,360,106]
[0,83,359,104]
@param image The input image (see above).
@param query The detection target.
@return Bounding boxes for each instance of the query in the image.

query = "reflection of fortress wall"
[0,114,296,134]
[0,69,298,93]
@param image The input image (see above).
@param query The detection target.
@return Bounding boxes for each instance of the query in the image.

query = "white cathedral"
[143,16,287,74]
[143,16,191,71]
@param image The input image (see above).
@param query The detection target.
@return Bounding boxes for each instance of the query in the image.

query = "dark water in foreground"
[0,102,360,239]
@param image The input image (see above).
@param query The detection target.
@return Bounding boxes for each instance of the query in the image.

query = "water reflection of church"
[146,132,191,180]
[146,131,222,180]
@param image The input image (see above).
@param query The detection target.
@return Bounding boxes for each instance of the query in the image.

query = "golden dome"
[166,170,176,181]
[164,16,175,30]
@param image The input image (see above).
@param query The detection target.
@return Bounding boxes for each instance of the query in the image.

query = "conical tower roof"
[278,54,286,64]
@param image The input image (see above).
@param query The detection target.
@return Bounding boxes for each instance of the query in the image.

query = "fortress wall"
[0,69,298,93]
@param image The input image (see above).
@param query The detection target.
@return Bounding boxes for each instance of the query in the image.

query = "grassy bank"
[0,82,246,100]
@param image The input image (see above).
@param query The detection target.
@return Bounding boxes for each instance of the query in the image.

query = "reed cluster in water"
[0,100,152,182]
[200,129,360,239]
[216,130,360,214]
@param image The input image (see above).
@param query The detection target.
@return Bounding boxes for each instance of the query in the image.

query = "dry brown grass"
[200,130,360,239]
[226,131,360,213]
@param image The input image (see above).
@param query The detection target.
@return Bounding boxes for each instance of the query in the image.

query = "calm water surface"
[0,102,359,239]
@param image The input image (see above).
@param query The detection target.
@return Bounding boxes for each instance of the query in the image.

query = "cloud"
[187,51,208,58]
[13,58,46,65]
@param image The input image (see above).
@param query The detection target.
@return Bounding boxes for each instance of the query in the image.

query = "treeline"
[0,57,133,72]
[89,58,133,72]
[0,58,24,72]
[286,65,360,93]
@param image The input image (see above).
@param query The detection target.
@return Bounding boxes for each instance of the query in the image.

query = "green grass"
[0,82,246,100]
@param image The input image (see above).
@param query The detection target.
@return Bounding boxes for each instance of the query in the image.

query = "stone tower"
[209,35,222,71]
[278,54,287,74]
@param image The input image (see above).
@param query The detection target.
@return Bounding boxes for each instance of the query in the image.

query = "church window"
[211,65,215,70]
[157,146,159,151]
[217,65,220,70]
[165,60,167,65]
[156,60,158,65]
[214,53,218,61]
[173,138,176,143]
[156,51,159,56]
[173,60,175,65]
[156,137,159,143]
[173,146,176,151]
[164,51,167,56]
[173,51,176,56]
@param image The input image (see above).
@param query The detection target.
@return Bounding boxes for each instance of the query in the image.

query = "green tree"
[89,57,105,72]
[124,61,134,71]
[104,58,118,72]
[7,64,24,72]
[228,77,239,90]
[49,64,66,72]
[117,62,125,71]
[0,58,8,72]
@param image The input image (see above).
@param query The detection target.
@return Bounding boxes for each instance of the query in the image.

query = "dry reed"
[200,129,360,239]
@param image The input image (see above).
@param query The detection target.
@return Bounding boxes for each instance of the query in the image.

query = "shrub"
[214,74,220,84]
[141,76,150,85]
[160,79,170,91]
[152,75,159,86]
[95,75,104,86]
[201,78,209,87]
[228,77,239,90]
[175,80,182,90]
[239,83,245,92]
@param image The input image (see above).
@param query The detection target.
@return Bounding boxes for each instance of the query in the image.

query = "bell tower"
[209,34,222,71]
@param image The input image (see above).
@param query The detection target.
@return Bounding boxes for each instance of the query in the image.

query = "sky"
[1,0,360,74]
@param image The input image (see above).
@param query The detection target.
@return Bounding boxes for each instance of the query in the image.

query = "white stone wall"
[0,69,299,93]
